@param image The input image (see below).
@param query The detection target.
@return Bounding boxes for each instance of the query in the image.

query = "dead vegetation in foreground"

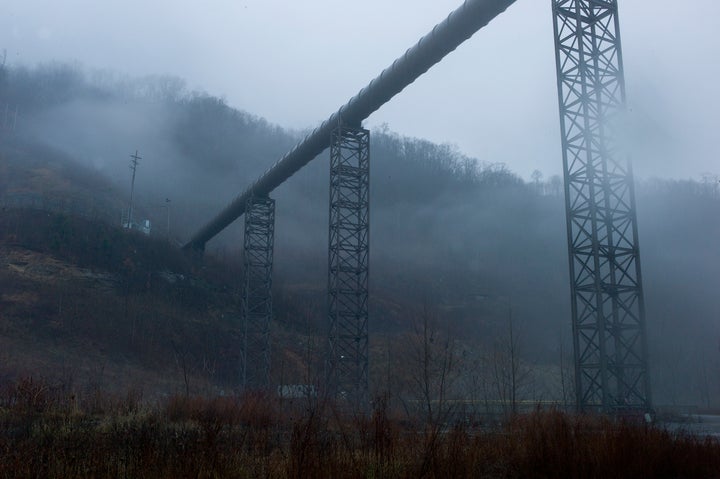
[0,377,719,478]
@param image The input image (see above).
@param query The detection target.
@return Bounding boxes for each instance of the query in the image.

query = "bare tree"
[172,339,195,397]
[426,311,456,425]
[547,174,563,197]
[531,169,544,194]
[558,333,571,409]
[399,304,461,475]
[488,305,532,418]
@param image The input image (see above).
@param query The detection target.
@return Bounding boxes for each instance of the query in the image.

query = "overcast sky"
[1,0,718,180]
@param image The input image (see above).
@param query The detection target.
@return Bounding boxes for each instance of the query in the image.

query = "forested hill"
[0,63,719,407]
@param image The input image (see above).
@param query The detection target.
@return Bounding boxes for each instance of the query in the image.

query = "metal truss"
[552,0,651,413]
[327,126,370,411]
[241,195,275,390]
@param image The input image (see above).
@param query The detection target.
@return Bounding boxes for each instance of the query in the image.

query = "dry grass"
[0,378,719,478]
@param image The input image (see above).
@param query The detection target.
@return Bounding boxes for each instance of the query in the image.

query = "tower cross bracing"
[327,126,370,411]
[551,0,651,412]
[241,195,276,390]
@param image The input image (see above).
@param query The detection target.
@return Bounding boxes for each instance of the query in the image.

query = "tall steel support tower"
[551,0,651,412]
[326,126,370,411]
[241,195,275,390]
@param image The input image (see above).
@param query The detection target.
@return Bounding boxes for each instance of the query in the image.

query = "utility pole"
[127,150,141,229]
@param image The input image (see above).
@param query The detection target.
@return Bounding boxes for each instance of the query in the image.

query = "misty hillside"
[0,63,718,407]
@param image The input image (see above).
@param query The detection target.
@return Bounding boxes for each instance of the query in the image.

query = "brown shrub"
[1,379,720,478]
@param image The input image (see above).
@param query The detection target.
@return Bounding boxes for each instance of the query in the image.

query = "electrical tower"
[241,195,275,390]
[126,150,141,228]
[326,126,370,411]
[551,0,651,412]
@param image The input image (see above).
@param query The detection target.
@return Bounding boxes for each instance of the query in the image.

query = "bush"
[3,380,718,478]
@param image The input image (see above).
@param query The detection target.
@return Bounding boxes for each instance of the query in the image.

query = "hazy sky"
[1,0,718,180]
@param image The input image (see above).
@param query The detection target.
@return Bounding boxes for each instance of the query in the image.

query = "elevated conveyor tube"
[185,0,516,250]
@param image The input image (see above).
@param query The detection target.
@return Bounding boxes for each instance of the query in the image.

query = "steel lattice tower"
[552,0,651,412]
[241,195,275,390]
[327,126,370,410]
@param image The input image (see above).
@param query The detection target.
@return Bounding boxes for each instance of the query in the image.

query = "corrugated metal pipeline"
[184,0,517,250]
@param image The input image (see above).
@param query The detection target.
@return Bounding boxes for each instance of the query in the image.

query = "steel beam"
[183,0,516,250]
[551,0,651,413]
[241,195,275,390]
[326,126,370,411]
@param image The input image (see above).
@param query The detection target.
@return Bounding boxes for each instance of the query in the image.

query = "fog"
[0,1,718,408]
[2,0,719,180]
